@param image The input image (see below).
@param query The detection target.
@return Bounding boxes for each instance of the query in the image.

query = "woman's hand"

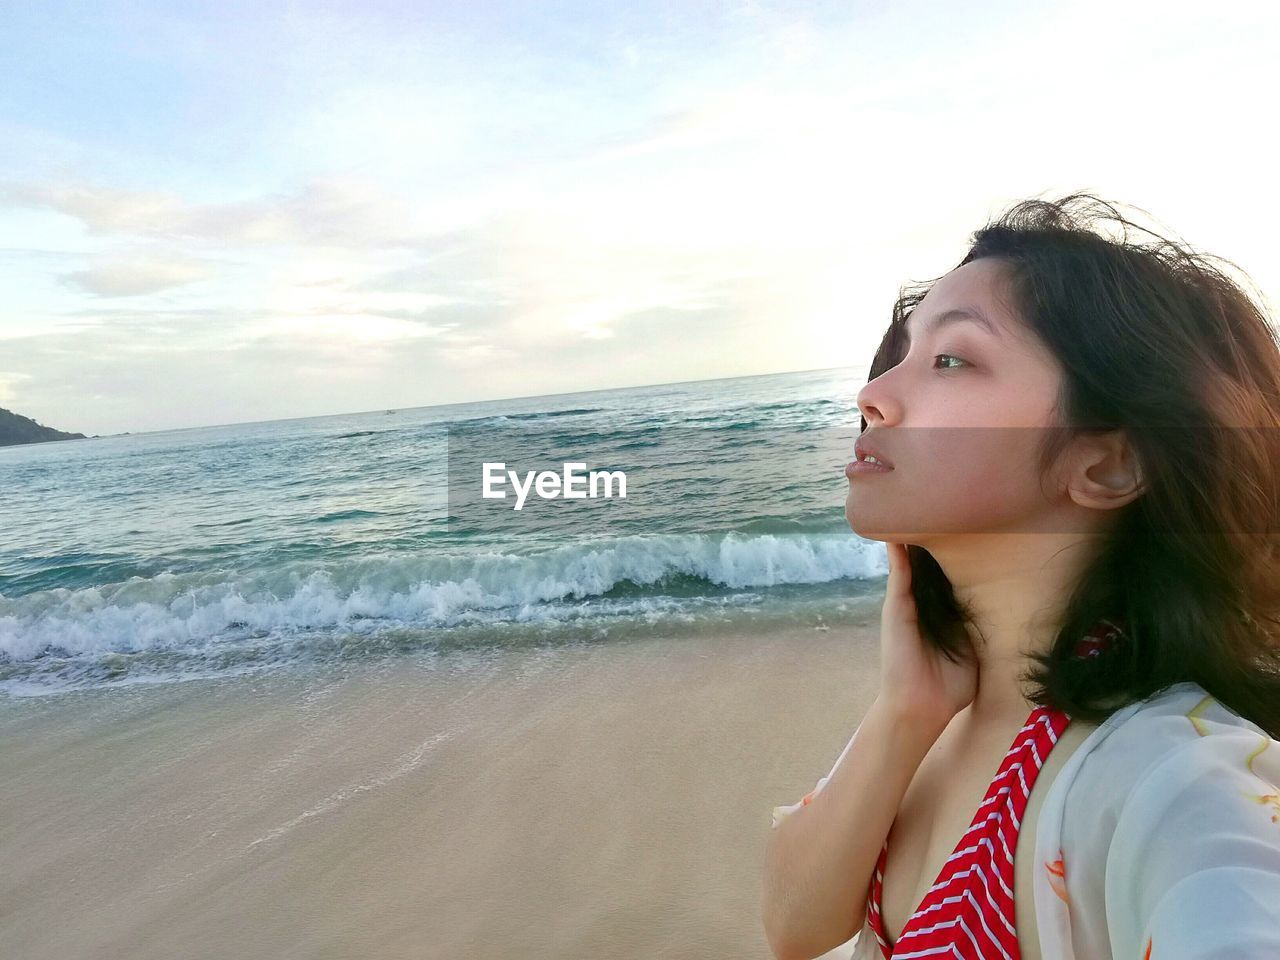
[875,541,979,728]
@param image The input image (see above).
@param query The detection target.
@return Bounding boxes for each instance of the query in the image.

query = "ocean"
[0,364,889,698]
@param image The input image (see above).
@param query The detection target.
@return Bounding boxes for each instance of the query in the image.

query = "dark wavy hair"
[860,193,1280,736]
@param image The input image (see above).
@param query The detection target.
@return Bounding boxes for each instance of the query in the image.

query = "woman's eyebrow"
[903,307,1000,343]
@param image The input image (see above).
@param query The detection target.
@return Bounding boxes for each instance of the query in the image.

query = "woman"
[761,194,1280,960]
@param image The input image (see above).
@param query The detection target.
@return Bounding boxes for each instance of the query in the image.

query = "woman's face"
[846,257,1072,544]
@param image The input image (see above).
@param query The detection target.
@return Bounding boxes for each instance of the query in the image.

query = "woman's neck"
[928,532,1108,719]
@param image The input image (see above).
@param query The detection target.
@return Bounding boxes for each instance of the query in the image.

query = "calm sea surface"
[0,365,888,698]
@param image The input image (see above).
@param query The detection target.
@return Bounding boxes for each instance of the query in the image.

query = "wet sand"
[0,612,883,960]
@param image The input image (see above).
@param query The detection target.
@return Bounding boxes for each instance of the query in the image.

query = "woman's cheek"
[926,442,1048,533]
[850,448,1039,537]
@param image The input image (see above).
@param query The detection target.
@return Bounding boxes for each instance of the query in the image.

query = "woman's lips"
[846,459,894,478]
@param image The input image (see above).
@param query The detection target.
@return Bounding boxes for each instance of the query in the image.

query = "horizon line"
[87,361,872,439]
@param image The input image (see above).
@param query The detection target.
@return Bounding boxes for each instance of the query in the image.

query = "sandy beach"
[0,608,884,960]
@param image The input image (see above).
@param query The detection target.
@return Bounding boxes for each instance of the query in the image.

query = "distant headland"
[0,407,89,447]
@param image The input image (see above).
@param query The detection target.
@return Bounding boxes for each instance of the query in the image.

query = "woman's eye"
[933,354,968,370]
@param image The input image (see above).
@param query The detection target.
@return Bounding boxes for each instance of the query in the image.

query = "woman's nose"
[857,367,901,429]
[856,388,885,430]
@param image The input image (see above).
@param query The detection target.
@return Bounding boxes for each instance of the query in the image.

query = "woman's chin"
[845,518,908,543]
[844,508,933,546]
[845,500,898,540]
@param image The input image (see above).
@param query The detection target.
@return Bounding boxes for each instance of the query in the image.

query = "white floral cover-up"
[770,681,1280,959]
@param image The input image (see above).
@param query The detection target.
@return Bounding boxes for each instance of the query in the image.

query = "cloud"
[0,370,34,405]
[2,177,419,249]
[235,312,450,350]
[61,257,214,297]
[0,305,525,434]
[437,342,511,365]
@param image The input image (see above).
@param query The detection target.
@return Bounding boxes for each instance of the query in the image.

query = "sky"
[1,0,1277,435]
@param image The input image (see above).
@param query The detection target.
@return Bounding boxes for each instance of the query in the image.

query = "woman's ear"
[1065,429,1147,511]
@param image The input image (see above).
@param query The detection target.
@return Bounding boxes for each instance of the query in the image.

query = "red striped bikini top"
[865,617,1126,959]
